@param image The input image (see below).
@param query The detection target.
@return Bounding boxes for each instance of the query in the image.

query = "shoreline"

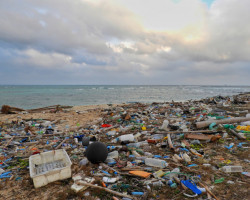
[1,85,249,110]
[1,91,249,111]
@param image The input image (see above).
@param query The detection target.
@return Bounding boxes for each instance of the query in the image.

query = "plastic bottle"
[79,158,88,166]
[107,151,119,159]
[182,153,191,163]
[106,130,117,136]
[144,152,153,157]
[145,158,168,168]
[161,120,169,131]
[120,125,132,133]
[131,192,144,196]
[222,166,243,173]
[241,121,250,126]
[170,168,180,178]
[132,151,141,157]
[190,148,203,157]
[134,132,142,141]
[127,141,148,148]
[152,180,163,187]
[152,134,164,140]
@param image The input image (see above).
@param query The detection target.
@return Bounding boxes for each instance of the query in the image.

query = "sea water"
[0,85,249,109]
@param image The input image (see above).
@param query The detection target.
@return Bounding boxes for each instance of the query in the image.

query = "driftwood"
[167,134,174,150]
[100,163,120,174]
[55,138,68,149]
[27,105,72,113]
[229,129,246,140]
[75,181,134,199]
[185,134,221,141]
[4,136,15,148]
[1,104,72,114]
[199,182,220,200]
[196,117,250,128]
[155,130,218,135]
[1,105,25,114]
[121,167,143,171]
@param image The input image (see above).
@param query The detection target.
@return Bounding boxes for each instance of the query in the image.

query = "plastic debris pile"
[0,93,249,199]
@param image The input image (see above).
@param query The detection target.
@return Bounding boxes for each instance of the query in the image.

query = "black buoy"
[86,142,108,164]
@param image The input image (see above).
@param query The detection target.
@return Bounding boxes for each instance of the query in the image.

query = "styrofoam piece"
[71,183,86,193]
[0,168,5,174]
[29,149,72,188]
[72,174,83,182]
[71,177,95,192]
[103,177,117,183]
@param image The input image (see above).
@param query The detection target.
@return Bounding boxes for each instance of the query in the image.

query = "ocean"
[0,85,249,109]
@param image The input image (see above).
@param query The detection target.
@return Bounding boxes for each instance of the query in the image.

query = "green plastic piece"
[216,116,225,119]
[214,178,224,184]
[223,124,234,129]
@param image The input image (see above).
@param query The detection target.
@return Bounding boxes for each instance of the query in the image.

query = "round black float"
[86,142,108,164]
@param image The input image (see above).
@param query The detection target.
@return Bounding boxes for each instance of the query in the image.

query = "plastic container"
[222,166,243,173]
[145,158,168,168]
[29,149,72,188]
[118,134,134,142]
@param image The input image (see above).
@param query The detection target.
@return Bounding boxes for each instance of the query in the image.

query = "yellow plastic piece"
[236,125,250,131]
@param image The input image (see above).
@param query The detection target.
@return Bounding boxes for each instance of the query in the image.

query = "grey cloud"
[0,0,249,85]
[0,0,142,54]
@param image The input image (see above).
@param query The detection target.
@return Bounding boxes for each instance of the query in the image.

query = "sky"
[0,0,249,85]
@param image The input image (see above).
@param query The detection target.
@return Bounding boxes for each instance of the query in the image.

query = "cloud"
[0,0,249,85]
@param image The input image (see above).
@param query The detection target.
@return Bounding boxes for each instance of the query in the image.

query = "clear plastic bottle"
[134,132,142,141]
[106,130,117,136]
[161,120,169,131]
[127,141,148,148]
[145,158,168,168]
[182,153,191,163]
[222,166,243,173]
[79,158,89,166]
[107,151,119,159]
[132,151,141,157]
